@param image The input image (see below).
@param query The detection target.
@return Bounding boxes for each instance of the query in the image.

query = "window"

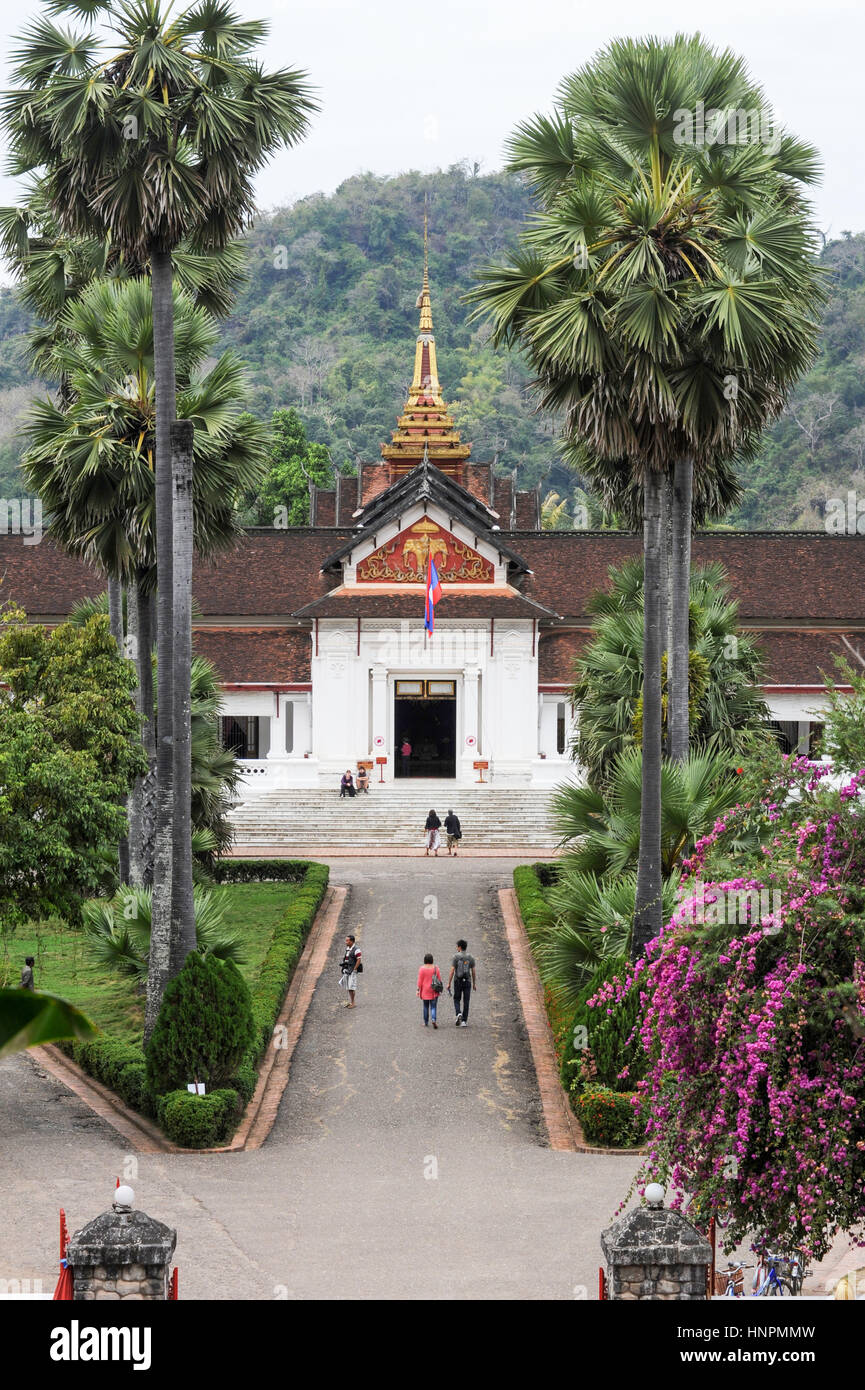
[766,720,799,756]
[556,702,566,755]
[220,716,270,760]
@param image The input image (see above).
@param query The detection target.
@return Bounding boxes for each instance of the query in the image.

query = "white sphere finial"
[645,1183,665,1209]
[114,1185,135,1210]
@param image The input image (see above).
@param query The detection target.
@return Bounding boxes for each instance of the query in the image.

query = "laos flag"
[424,554,443,634]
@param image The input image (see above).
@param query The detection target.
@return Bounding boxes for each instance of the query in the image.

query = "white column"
[371,665,388,772]
[294,693,312,757]
[267,692,287,759]
[460,667,480,782]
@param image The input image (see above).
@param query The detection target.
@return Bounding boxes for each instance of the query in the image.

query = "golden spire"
[416,201,433,335]
[381,203,471,479]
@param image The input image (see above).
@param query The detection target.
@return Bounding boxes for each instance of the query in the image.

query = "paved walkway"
[0,859,639,1300]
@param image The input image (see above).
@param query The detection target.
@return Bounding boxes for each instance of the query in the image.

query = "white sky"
[0,0,862,238]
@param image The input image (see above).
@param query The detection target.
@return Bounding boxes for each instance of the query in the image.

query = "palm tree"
[571,558,770,789]
[82,884,246,982]
[3,0,317,1035]
[552,747,741,881]
[71,598,243,874]
[467,34,825,955]
[24,276,266,880]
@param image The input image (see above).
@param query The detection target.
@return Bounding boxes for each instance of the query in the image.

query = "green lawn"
[0,882,305,1048]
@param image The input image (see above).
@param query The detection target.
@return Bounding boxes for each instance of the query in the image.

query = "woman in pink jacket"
[417,953,442,1028]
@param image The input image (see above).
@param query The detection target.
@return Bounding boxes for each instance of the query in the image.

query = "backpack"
[455,954,472,981]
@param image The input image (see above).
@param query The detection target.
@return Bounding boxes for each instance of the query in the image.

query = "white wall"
[310,618,542,785]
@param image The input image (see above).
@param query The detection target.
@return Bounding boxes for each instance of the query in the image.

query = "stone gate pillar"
[66,1186,176,1301]
[601,1186,710,1300]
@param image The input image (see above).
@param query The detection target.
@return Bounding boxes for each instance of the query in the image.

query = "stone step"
[228,784,559,847]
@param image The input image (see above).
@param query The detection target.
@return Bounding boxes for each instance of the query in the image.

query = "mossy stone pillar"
[66,1187,176,1301]
[601,1195,711,1300]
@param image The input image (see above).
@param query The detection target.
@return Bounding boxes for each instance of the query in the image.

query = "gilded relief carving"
[357,521,494,583]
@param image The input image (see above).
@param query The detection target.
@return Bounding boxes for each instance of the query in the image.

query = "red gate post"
[599,1266,606,1300]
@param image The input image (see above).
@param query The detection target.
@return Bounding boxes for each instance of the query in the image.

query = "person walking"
[444,808,462,856]
[400,736,412,778]
[340,769,356,798]
[447,939,476,1026]
[20,956,35,991]
[424,809,442,856]
[417,952,443,1028]
[339,934,362,1007]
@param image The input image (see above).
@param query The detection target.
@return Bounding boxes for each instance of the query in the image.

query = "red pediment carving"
[356,520,494,583]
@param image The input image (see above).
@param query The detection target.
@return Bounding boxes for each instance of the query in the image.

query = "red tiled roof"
[193,628,310,684]
[752,629,861,686]
[506,532,865,622]
[538,629,590,683]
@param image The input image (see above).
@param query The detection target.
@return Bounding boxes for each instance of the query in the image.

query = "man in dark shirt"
[444,809,462,856]
[20,956,35,990]
[447,939,476,1027]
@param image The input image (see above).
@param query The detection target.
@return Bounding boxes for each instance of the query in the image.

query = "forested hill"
[0,163,863,529]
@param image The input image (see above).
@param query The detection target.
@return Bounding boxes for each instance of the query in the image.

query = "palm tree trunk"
[170,419,196,970]
[108,575,130,883]
[108,575,123,649]
[658,473,670,753]
[145,248,177,1043]
[632,468,664,959]
[668,455,694,763]
[128,570,157,887]
[138,578,157,887]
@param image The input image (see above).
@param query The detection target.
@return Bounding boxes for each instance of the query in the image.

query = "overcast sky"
[0,0,862,239]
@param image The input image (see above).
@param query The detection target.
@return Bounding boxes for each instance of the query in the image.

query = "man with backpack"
[447,939,477,1026]
[444,808,462,857]
[339,933,362,1008]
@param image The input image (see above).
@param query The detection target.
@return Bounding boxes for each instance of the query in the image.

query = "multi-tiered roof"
[380,216,471,480]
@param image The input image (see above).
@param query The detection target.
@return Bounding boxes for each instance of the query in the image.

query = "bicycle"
[785,1248,811,1297]
[719,1261,751,1297]
[751,1250,791,1296]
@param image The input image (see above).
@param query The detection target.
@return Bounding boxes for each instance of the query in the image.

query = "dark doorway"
[395,697,456,777]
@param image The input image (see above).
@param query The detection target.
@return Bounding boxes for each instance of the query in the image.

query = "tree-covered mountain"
[0,163,863,529]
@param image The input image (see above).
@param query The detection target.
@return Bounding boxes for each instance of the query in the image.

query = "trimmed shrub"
[116,1061,154,1117]
[577,1086,645,1148]
[158,1088,239,1148]
[248,862,329,1051]
[210,858,310,884]
[562,955,647,1095]
[230,1057,258,1105]
[513,863,556,937]
[146,953,256,1095]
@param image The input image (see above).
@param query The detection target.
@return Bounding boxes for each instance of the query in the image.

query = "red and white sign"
[374,736,385,747]
[465,735,476,747]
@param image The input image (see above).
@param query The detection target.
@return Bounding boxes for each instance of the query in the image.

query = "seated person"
[340,769,355,798]
[356,766,370,793]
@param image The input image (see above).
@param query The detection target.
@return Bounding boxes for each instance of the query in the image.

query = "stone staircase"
[229,783,560,851]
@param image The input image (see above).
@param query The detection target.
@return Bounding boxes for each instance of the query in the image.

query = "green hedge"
[513,863,557,937]
[56,861,329,1144]
[576,1086,646,1148]
[562,956,647,1094]
[210,858,311,883]
[243,861,329,1060]
[157,1088,240,1148]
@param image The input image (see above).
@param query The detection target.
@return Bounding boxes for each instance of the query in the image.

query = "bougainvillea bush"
[604,755,865,1259]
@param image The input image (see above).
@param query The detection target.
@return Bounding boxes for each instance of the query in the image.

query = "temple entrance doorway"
[394,680,456,778]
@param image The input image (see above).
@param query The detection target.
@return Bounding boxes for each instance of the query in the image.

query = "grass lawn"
[0,882,306,1048]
